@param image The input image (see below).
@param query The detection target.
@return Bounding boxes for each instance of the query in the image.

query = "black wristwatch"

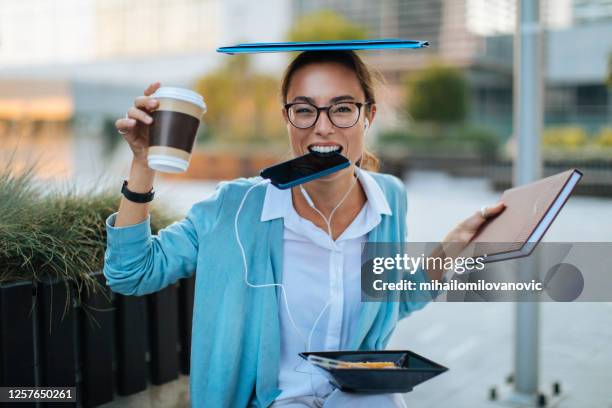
[121,180,155,203]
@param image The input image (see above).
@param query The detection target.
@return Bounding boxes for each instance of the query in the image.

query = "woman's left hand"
[421,202,506,281]
[441,202,506,256]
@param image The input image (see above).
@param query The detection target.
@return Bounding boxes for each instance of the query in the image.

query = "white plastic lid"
[151,86,206,111]
[148,155,189,173]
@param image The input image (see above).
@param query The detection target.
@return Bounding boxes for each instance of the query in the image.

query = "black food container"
[299,350,448,394]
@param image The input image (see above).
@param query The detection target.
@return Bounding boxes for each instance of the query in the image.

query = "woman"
[106,50,504,407]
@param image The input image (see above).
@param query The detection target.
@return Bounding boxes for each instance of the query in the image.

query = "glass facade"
[0,0,221,66]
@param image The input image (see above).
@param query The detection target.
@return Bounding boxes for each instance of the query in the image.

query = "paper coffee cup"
[147,87,207,173]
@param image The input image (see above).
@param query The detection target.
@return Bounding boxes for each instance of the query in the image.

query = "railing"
[379,151,612,197]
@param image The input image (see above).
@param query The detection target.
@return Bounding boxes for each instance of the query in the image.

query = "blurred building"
[0,0,290,179]
[546,22,612,132]
[293,0,612,137]
[292,0,519,134]
[573,0,612,24]
[0,0,290,76]
[0,0,611,179]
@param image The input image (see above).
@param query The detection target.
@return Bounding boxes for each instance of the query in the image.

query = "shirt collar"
[260,166,392,222]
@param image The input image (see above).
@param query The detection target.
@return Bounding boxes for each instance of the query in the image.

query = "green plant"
[594,127,612,147]
[377,123,501,156]
[456,125,501,155]
[287,10,368,42]
[406,63,468,124]
[194,55,286,145]
[0,162,176,311]
[378,129,421,146]
[542,126,588,148]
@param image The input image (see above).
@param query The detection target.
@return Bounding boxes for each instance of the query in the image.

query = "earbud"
[364,118,370,132]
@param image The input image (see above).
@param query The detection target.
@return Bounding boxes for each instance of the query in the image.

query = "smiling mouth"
[308,144,343,157]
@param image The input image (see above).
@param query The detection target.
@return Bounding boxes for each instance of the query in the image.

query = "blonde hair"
[280,50,380,172]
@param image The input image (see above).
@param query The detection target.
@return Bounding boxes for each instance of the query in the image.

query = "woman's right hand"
[115,82,161,165]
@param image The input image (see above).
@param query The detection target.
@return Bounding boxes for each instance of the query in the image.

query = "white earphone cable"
[299,171,358,238]
[235,172,359,402]
[235,179,307,344]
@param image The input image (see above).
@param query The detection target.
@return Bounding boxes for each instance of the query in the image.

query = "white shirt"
[260,167,392,401]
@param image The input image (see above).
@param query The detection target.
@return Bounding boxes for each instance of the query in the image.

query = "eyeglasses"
[284,101,370,129]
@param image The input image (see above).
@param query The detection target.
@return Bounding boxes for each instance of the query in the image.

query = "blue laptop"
[217,39,429,54]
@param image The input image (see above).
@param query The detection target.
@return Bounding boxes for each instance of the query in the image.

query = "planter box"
[37,280,77,388]
[162,151,285,180]
[0,280,36,389]
[490,160,612,197]
[1,272,195,406]
[245,155,286,176]
[147,283,179,385]
[115,294,148,396]
[379,150,494,179]
[178,276,195,375]
[168,151,242,180]
[79,273,114,407]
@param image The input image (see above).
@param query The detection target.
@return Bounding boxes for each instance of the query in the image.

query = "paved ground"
[143,171,612,407]
[398,171,612,408]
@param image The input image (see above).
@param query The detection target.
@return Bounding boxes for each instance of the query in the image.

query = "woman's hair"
[280,50,380,172]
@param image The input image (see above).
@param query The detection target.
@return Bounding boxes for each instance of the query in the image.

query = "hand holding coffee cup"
[115,82,207,173]
[146,86,206,173]
[115,82,162,166]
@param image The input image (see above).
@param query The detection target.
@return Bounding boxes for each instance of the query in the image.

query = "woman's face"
[283,62,376,182]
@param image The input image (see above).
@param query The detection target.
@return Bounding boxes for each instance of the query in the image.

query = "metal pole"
[513,0,543,402]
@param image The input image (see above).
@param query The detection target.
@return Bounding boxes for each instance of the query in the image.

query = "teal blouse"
[103,172,434,407]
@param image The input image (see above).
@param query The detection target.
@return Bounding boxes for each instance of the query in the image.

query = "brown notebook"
[466,168,583,263]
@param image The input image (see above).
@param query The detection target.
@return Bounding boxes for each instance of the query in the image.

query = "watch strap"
[121,180,155,203]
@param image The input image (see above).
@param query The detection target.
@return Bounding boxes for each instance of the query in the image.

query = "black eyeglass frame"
[283,101,371,129]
